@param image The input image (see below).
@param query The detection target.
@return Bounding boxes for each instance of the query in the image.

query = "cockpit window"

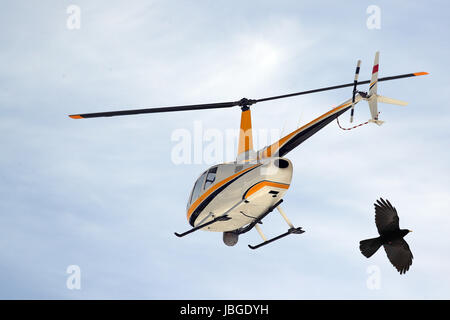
[188,171,207,206]
[204,166,218,190]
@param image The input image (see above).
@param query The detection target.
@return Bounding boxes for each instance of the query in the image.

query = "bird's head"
[401,229,412,237]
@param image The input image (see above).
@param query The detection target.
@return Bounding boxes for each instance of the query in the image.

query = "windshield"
[187,171,207,208]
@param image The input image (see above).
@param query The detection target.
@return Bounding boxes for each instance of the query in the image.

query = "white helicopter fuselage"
[186,157,293,232]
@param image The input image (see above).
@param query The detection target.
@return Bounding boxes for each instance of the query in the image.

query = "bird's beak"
[409,230,413,233]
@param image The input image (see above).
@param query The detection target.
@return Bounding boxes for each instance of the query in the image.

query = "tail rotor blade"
[350,60,361,123]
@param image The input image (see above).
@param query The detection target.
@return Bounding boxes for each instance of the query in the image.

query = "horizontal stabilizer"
[376,95,408,106]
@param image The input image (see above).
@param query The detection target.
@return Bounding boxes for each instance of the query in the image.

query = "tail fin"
[369,51,379,97]
[367,98,383,125]
[359,237,382,258]
[365,51,409,125]
[367,52,380,123]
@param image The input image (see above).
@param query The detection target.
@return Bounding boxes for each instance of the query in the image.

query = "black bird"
[359,198,413,274]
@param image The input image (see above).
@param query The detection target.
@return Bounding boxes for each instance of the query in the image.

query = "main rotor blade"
[69,72,427,119]
[255,72,428,103]
[69,101,239,119]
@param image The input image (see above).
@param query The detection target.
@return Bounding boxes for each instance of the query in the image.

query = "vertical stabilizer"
[368,51,380,122]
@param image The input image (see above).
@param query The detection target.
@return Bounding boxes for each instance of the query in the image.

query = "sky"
[0,0,449,299]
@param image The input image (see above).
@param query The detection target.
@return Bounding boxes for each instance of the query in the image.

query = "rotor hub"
[238,98,256,110]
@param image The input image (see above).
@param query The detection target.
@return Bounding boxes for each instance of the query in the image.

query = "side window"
[204,167,218,190]
[189,171,207,205]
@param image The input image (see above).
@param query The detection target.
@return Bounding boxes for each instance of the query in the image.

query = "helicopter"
[69,52,428,249]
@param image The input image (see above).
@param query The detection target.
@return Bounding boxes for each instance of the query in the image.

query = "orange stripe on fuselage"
[244,181,290,199]
[186,163,261,221]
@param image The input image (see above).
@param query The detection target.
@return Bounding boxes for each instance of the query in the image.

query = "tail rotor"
[348,51,412,126]
[350,60,361,123]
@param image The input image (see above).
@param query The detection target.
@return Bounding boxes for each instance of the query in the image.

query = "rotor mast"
[236,99,256,162]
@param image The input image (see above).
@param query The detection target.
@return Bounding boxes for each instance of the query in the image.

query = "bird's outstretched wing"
[375,198,400,235]
[383,239,413,274]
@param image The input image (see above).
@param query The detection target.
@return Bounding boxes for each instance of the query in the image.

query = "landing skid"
[174,215,231,237]
[247,205,305,250]
[175,199,247,238]
[248,227,304,249]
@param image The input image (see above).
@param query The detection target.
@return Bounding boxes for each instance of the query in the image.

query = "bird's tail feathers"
[359,237,382,258]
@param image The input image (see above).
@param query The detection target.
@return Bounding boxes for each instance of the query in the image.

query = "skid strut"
[174,215,231,238]
[235,199,284,235]
[248,205,304,249]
